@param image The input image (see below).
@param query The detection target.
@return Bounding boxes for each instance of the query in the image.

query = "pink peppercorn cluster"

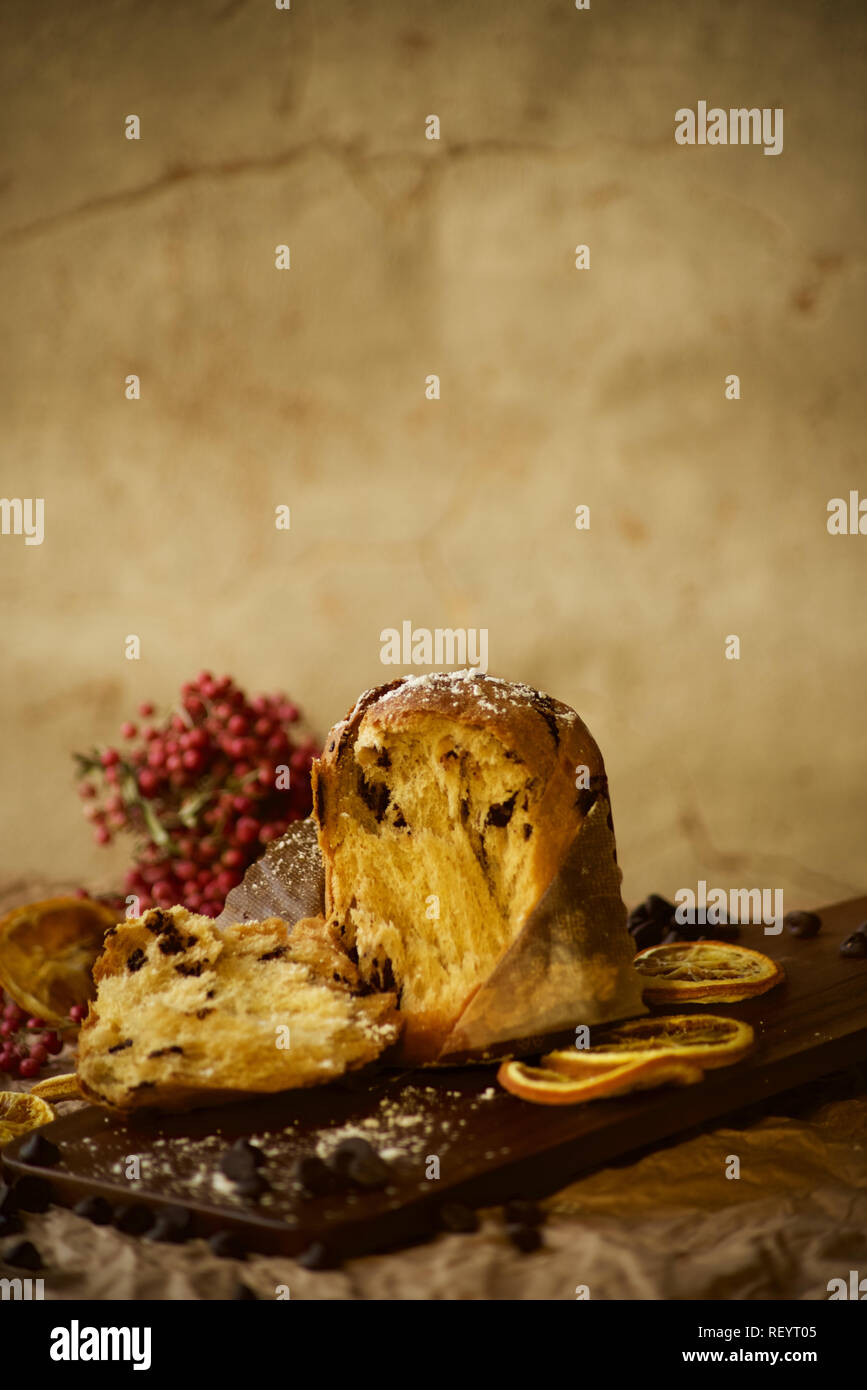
[74,672,319,918]
[0,991,66,1079]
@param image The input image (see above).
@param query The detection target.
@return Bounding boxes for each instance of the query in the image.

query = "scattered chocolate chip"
[486,794,517,828]
[13,1176,52,1213]
[2,1239,42,1270]
[645,894,676,923]
[0,1211,23,1236]
[219,1139,265,1182]
[293,1155,340,1197]
[258,946,288,962]
[235,1172,269,1201]
[506,1223,543,1253]
[784,910,822,939]
[358,772,390,821]
[232,1281,258,1299]
[209,1229,246,1260]
[114,1203,155,1236]
[108,1039,133,1053]
[630,918,667,950]
[346,1151,391,1190]
[504,1199,544,1228]
[158,934,187,956]
[840,932,867,959]
[144,910,173,934]
[175,960,205,977]
[74,1195,113,1226]
[126,948,146,973]
[297,1240,340,1271]
[146,1208,192,1243]
[157,933,186,956]
[392,808,407,828]
[439,1202,479,1233]
[329,1137,379,1176]
[18,1133,61,1167]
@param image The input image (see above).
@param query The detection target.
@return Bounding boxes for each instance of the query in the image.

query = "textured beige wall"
[1,0,865,911]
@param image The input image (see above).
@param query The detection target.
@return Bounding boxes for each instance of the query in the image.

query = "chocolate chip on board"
[784,910,822,939]
[345,1150,391,1190]
[219,1139,265,1182]
[629,919,665,951]
[328,1136,379,1175]
[18,1132,61,1167]
[234,1172,269,1200]
[292,1154,340,1197]
[0,1211,23,1237]
[645,894,677,923]
[840,931,867,959]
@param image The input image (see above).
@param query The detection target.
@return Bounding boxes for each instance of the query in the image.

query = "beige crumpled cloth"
[2,883,865,1299]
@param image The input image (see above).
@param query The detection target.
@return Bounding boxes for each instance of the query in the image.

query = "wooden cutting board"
[4,896,866,1259]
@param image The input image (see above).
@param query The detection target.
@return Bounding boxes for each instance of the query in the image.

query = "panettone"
[76,907,400,1113]
[311,671,645,1063]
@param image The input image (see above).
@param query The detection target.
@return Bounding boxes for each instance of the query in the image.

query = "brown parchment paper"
[2,882,865,1301]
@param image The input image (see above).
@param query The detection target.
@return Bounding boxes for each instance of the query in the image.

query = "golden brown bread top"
[315,670,606,820]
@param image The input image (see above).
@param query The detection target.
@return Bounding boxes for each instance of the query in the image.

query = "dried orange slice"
[633,941,783,1004]
[497,1054,704,1106]
[0,896,119,1027]
[0,1091,56,1146]
[29,1072,82,1102]
[544,1014,754,1075]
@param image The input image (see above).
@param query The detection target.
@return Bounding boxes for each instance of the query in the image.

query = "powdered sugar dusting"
[370,670,579,725]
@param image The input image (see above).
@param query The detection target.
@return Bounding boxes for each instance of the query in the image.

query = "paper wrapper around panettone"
[433,795,647,1063]
[216,817,325,932]
[216,802,646,1064]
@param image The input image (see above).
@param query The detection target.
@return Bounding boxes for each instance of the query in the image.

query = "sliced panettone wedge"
[312,670,646,1064]
[76,906,400,1113]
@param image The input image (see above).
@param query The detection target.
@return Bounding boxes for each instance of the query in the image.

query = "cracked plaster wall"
[0,0,865,909]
